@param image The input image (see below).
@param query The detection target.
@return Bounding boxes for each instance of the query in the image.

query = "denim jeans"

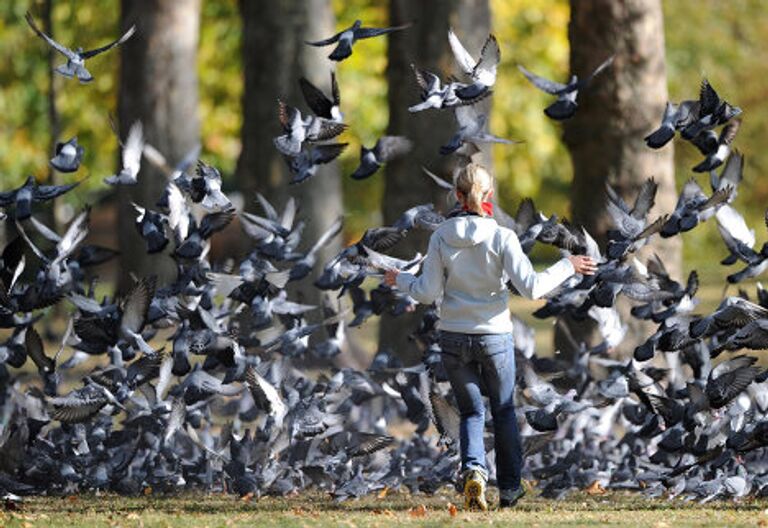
[438,330,522,492]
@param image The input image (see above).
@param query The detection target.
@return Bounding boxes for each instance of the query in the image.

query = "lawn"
[3,490,766,528]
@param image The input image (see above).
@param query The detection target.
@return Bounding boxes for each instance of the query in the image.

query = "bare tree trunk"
[379,0,490,365]
[117,0,201,291]
[558,0,679,358]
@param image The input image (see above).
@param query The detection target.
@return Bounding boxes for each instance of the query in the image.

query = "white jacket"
[396,215,575,334]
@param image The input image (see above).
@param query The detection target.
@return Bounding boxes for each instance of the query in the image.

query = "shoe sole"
[464,479,488,511]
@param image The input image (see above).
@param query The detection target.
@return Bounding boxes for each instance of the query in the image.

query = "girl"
[385,163,596,510]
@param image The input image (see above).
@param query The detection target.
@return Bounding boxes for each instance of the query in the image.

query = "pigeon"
[305,19,411,62]
[190,161,231,211]
[283,143,348,185]
[447,29,500,100]
[644,101,699,149]
[299,73,343,122]
[605,178,667,259]
[104,121,144,185]
[350,136,412,180]
[660,178,732,238]
[518,55,614,120]
[131,203,169,254]
[0,176,79,221]
[49,137,84,173]
[26,11,136,83]
[408,65,490,112]
[440,105,517,155]
[273,100,347,156]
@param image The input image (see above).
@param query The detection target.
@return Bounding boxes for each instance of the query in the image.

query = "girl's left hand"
[384,269,399,287]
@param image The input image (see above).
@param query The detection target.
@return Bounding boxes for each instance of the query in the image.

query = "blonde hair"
[455,163,494,216]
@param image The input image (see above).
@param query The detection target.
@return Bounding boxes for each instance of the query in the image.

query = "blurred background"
[1,0,767,362]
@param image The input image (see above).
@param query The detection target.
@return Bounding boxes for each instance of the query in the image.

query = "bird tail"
[329,41,352,61]
[644,126,675,149]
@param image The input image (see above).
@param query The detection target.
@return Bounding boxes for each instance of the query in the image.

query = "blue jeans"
[439,330,522,492]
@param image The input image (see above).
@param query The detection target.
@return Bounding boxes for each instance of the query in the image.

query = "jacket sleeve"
[501,230,575,300]
[395,234,444,304]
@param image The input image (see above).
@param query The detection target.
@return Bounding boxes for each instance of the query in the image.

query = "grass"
[3,489,767,527]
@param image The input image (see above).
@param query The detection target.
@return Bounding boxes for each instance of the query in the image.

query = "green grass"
[3,490,767,527]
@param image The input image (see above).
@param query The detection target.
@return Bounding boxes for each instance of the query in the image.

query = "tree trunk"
[559,0,679,358]
[117,0,201,291]
[379,0,490,365]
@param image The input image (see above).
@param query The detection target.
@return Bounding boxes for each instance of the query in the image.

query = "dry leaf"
[585,480,606,495]
[66,495,78,503]
[377,486,389,499]
[447,502,458,517]
[240,492,254,502]
[143,486,153,496]
[409,504,428,518]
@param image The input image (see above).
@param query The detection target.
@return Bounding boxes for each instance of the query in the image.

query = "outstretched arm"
[502,230,595,299]
[387,235,444,304]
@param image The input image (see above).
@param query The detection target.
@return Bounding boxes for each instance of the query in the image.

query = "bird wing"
[631,177,658,219]
[518,64,566,94]
[81,24,136,59]
[373,136,412,162]
[245,365,286,418]
[714,150,743,192]
[277,99,299,130]
[25,326,54,373]
[305,28,345,46]
[199,208,235,239]
[25,12,77,60]
[421,166,453,190]
[354,23,412,40]
[718,118,741,146]
[120,276,157,336]
[578,54,615,88]
[698,78,721,115]
[309,142,348,165]
[473,34,500,86]
[55,208,89,263]
[32,180,80,201]
[309,119,347,142]
[299,77,333,119]
[122,121,144,175]
[429,392,460,444]
[330,71,340,105]
[447,28,476,75]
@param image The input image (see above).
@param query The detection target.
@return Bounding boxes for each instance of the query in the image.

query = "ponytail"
[455,163,494,216]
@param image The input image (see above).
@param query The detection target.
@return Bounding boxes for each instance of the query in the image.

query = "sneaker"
[463,469,488,511]
[498,487,526,508]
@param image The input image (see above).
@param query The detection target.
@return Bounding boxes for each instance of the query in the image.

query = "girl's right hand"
[568,255,598,275]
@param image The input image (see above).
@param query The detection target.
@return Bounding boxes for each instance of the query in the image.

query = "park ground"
[2,489,767,528]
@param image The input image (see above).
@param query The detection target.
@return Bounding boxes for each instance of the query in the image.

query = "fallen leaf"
[409,504,427,518]
[585,481,606,496]
[240,492,254,502]
[377,486,389,499]
[143,486,153,496]
[447,502,458,517]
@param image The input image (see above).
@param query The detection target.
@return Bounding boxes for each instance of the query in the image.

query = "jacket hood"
[437,216,497,248]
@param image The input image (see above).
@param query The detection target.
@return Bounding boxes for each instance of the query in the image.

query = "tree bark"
[379,0,490,365]
[117,0,201,291]
[559,0,680,358]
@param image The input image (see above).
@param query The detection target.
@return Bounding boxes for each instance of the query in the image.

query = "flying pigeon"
[26,11,136,83]
[350,136,412,180]
[305,19,411,62]
[518,55,615,121]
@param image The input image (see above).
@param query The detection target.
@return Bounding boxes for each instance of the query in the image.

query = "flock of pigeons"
[1,13,767,507]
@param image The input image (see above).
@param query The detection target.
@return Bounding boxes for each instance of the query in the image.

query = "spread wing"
[25,11,77,60]
[448,28,476,75]
[299,77,333,119]
[518,64,566,94]
[81,24,136,59]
